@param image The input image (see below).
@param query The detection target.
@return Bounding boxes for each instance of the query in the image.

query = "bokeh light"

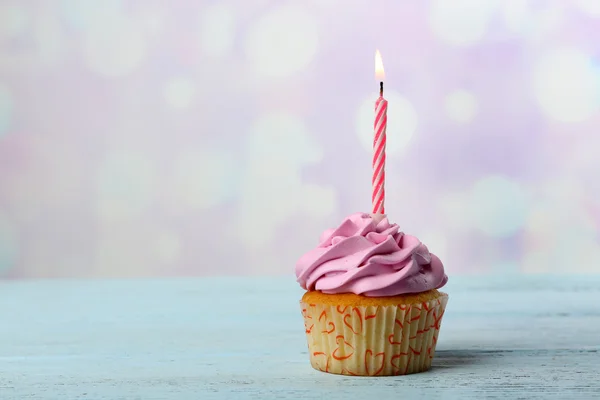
[0,212,17,274]
[94,226,152,277]
[171,148,237,210]
[96,151,156,221]
[299,183,337,219]
[501,0,530,34]
[533,48,599,123]
[575,0,600,17]
[154,230,182,265]
[418,230,448,264]
[428,0,494,46]
[1,1,600,278]
[238,111,328,249]
[60,0,124,29]
[0,3,29,39]
[139,5,166,37]
[198,4,236,58]
[444,89,478,123]
[522,178,600,273]
[0,85,12,137]
[244,4,319,78]
[164,77,195,110]
[356,91,418,156]
[35,12,66,66]
[468,175,529,238]
[82,13,147,78]
[437,191,471,233]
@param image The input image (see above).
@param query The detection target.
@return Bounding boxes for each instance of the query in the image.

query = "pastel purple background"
[1,0,600,279]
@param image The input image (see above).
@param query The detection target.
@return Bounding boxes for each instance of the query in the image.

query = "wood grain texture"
[1,275,599,399]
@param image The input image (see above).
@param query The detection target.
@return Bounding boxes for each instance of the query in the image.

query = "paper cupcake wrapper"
[300,294,448,376]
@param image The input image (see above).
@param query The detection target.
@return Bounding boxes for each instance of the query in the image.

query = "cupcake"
[295,212,448,376]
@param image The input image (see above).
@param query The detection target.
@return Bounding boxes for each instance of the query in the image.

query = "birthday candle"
[372,50,387,215]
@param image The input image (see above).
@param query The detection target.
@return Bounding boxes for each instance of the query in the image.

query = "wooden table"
[1,275,599,399]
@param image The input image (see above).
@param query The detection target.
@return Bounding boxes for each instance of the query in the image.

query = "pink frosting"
[295,213,448,297]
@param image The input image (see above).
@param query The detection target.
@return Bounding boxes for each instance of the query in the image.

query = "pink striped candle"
[372,50,387,214]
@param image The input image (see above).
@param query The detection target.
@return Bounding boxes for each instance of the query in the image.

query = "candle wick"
[379,81,384,97]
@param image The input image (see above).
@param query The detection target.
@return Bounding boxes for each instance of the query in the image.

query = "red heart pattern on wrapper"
[300,294,448,376]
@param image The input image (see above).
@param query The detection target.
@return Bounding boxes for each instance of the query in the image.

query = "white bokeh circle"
[244,5,319,78]
[0,213,17,274]
[300,183,336,218]
[576,0,600,17]
[139,6,165,36]
[82,14,147,78]
[154,231,182,265]
[0,84,13,136]
[172,149,237,210]
[248,112,323,165]
[566,138,600,201]
[0,3,28,38]
[521,251,547,273]
[437,191,471,232]
[532,5,563,39]
[35,13,65,66]
[501,0,530,34]
[306,0,344,10]
[444,89,478,123]
[428,0,494,46]
[60,0,124,28]
[238,112,330,248]
[164,77,195,109]
[525,185,591,239]
[533,48,599,123]
[94,231,151,277]
[356,91,418,155]
[96,151,156,221]
[418,230,448,262]
[522,236,600,274]
[199,4,235,57]
[468,175,528,237]
[523,179,600,273]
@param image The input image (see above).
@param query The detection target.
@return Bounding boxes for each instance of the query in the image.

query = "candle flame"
[375,49,385,81]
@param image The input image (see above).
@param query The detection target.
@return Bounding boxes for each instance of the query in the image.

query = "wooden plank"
[0,275,599,399]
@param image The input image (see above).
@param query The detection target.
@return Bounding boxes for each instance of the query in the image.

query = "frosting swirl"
[295,213,448,297]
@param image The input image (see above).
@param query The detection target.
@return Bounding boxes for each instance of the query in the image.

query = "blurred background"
[1,0,599,279]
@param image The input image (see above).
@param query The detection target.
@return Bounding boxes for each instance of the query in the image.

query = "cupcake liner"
[300,294,448,376]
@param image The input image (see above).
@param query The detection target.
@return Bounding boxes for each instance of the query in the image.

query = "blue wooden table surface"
[1,275,599,399]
